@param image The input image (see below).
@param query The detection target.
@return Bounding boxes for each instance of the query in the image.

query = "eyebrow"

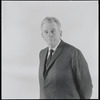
[51,28,55,30]
[44,28,55,31]
[44,30,48,32]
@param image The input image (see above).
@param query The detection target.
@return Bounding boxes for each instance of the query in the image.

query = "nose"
[48,32,53,37]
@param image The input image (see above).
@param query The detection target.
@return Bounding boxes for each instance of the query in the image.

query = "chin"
[46,41,53,46]
[46,39,56,46]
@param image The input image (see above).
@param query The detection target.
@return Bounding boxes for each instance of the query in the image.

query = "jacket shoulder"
[64,42,79,51]
[62,42,83,58]
[40,47,48,53]
[39,47,48,57]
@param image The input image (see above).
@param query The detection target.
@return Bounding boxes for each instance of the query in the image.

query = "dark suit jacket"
[39,40,93,99]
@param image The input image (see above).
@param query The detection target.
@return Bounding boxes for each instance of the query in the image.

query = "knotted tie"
[46,49,54,69]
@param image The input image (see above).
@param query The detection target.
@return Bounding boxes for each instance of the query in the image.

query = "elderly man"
[39,17,93,99]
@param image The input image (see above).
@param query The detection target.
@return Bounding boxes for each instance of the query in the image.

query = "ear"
[41,32,44,38]
[41,32,43,36]
[60,30,62,37]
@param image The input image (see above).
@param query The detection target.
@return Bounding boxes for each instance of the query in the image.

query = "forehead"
[41,22,59,30]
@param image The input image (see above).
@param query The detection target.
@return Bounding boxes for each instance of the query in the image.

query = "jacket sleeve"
[72,49,93,99]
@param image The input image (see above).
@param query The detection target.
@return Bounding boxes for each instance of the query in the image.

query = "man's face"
[41,22,62,48]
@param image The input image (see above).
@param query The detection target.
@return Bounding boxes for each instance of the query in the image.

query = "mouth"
[49,38,53,40]
[48,37,54,40]
[48,38,54,42]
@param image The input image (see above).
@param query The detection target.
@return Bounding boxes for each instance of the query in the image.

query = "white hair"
[41,17,61,29]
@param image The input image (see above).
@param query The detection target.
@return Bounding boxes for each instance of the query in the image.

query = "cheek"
[42,33,46,39]
[55,33,60,38]
[42,35,48,41]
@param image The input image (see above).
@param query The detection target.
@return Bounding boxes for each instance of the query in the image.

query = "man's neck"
[49,39,61,51]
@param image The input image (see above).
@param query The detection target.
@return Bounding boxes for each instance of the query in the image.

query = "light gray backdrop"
[2,1,98,99]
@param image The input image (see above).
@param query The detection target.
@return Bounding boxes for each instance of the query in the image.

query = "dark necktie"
[46,49,54,69]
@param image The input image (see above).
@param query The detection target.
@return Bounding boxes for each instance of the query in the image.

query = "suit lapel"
[46,40,65,71]
[40,47,48,80]
[42,48,48,68]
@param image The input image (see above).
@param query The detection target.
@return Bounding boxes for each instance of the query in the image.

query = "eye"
[51,30,55,34]
[44,30,48,34]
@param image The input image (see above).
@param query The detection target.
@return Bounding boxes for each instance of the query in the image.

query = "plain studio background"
[2,1,98,99]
